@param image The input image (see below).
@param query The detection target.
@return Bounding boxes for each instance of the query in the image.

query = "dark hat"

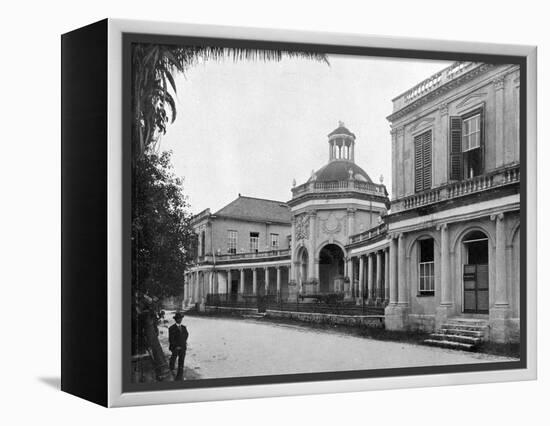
[174,312,184,320]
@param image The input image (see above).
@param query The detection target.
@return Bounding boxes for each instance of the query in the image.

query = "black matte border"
[61,19,109,406]
[122,31,528,395]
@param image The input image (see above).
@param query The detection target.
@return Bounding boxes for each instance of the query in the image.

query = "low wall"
[205,306,259,316]
[266,309,384,328]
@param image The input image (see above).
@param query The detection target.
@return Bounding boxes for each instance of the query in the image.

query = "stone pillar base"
[435,304,455,330]
[384,304,410,331]
[489,305,511,343]
[287,283,298,302]
[355,297,363,306]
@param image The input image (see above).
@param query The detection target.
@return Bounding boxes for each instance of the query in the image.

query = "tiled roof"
[328,125,355,138]
[214,195,291,224]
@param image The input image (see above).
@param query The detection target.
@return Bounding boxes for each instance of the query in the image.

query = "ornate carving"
[456,92,487,109]
[439,103,449,116]
[493,76,505,91]
[321,212,344,235]
[491,213,505,222]
[295,214,310,240]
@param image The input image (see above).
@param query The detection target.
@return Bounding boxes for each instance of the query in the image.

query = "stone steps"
[424,317,488,351]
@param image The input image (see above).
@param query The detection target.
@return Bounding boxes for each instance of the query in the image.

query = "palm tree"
[132,44,329,157]
[131,43,328,382]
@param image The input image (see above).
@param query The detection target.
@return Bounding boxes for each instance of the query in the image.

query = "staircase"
[424,318,489,351]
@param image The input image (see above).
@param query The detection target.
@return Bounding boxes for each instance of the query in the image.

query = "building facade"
[184,61,521,344]
[384,62,520,343]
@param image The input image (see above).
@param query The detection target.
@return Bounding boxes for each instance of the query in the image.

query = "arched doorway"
[319,244,345,293]
[462,230,489,314]
[296,247,308,287]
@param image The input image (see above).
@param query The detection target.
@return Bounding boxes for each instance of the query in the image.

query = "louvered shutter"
[449,116,463,180]
[414,134,424,192]
[422,131,432,189]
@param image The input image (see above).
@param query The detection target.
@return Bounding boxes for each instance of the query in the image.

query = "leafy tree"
[131,43,328,381]
[132,149,196,298]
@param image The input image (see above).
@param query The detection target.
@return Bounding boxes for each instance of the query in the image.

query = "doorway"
[462,230,489,314]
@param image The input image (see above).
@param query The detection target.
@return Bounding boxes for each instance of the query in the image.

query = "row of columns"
[184,265,290,304]
[351,247,390,305]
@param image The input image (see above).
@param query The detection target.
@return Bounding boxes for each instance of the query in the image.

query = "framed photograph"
[61,18,537,407]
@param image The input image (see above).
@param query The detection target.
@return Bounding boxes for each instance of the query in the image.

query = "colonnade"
[348,246,390,305]
[184,264,290,305]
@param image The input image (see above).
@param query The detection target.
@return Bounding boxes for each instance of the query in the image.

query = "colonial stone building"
[384,62,520,343]
[184,61,521,344]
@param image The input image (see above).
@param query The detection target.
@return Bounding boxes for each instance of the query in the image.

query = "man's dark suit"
[168,323,189,379]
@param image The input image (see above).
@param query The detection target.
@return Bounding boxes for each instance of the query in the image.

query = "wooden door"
[463,264,489,313]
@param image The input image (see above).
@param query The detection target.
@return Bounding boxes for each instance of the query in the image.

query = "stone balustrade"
[204,248,291,264]
[392,62,480,111]
[349,222,388,244]
[391,164,520,213]
[292,179,386,198]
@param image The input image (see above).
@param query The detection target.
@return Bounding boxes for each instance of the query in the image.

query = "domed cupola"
[328,121,356,162]
[307,121,372,184]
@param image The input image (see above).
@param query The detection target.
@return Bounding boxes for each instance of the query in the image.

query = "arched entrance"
[296,247,308,287]
[462,230,489,314]
[319,244,345,293]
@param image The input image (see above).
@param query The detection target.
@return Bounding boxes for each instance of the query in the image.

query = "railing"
[392,164,520,213]
[349,222,388,244]
[213,248,291,263]
[266,296,385,316]
[392,62,480,110]
[292,179,386,198]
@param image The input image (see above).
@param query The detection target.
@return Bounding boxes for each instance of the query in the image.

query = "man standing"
[168,312,189,380]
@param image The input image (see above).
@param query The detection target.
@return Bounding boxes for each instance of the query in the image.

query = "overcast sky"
[160,52,452,215]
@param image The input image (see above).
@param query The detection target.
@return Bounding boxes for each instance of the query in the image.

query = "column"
[376,251,383,304]
[252,268,257,295]
[193,271,200,303]
[347,208,356,241]
[308,210,317,282]
[494,213,508,306]
[358,255,365,300]
[494,77,505,168]
[276,266,281,298]
[290,217,297,288]
[440,223,451,305]
[367,253,374,304]
[183,274,188,305]
[384,248,390,304]
[389,237,398,305]
[239,268,245,295]
[397,234,407,305]
[227,269,232,295]
[265,267,270,295]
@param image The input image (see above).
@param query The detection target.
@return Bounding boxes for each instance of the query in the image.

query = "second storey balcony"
[390,164,520,214]
[196,248,291,265]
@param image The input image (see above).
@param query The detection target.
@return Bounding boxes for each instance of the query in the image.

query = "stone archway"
[319,244,345,293]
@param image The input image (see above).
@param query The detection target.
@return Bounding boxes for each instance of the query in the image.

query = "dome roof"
[328,124,355,138]
[308,160,372,183]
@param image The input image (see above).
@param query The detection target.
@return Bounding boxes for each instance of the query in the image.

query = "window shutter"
[414,135,424,192]
[422,131,432,189]
[449,116,463,180]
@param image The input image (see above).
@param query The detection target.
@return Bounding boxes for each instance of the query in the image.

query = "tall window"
[227,230,237,254]
[414,130,432,192]
[249,232,259,253]
[450,108,484,180]
[419,238,435,293]
[270,233,279,250]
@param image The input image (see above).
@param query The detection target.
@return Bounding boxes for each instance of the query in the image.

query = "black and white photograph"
[128,38,525,387]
